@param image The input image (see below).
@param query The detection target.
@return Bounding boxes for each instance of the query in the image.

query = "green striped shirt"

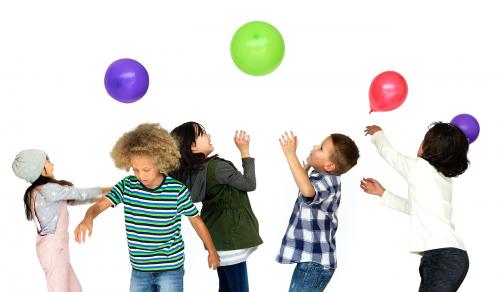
[106,175,198,271]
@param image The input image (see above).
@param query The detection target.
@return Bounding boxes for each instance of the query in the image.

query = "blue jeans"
[130,268,184,292]
[289,262,335,292]
[216,261,249,292]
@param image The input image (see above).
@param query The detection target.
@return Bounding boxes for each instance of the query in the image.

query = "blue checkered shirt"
[276,170,341,269]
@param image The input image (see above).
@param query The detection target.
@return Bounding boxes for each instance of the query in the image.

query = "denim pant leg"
[289,262,335,292]
[156,268,184,292]
[216,262,249,292]
[130,270,154,292]
[418,248,469,292]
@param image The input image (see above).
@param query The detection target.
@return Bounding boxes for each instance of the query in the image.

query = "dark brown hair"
[329,133,360,175]
[420,122,469,177]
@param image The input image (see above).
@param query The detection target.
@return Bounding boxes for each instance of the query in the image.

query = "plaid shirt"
[276,170,341,269]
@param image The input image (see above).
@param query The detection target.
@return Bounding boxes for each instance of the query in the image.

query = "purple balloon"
[104,58,149,103]
[450,113,480,144]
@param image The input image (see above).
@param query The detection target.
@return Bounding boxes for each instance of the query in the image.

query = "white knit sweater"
[372,131,466,253]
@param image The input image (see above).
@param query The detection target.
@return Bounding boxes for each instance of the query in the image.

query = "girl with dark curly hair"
[360,122,470,292]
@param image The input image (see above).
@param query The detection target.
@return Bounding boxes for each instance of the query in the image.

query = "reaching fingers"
[74,223,92,244]
[74,226,80,243]
[75,224,84,243]
[235,130,249,143]
[360,179,367,191]
[360,177,373,192]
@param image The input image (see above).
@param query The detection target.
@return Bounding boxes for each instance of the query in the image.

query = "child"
[360,123,470,292]
[276,131,360,292]
[74,123,220,292]
[171,122,262,292]
[12,149,108,292]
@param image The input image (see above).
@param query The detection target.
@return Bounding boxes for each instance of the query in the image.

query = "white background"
[1,1,498,291]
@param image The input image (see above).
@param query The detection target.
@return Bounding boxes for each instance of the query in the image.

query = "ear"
[191,142,197,152]
[324,161,336,173]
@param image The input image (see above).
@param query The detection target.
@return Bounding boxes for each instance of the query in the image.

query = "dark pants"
[217,261,249,292]
[419,248,469,292]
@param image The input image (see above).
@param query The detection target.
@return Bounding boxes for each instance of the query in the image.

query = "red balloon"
[369,71,408,113]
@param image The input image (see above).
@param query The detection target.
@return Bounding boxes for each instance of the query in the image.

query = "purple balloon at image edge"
[104,58,149,103]
[450,114,480,144]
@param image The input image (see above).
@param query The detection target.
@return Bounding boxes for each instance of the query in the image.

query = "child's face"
[306,136,336,173]
[41,158,54,179]
[192,132,214,157]
[130,155,164,189]
[417,141,424,157]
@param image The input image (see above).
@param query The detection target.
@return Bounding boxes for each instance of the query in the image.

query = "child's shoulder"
[165,176,186,187]
[310,170,339,181]
[121,175,136,182]
[310,171,340,191]
[208,156,233,167]
[39,182,64,193]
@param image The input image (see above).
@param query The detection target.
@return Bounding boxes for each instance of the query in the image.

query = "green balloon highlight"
[230,21,285,76]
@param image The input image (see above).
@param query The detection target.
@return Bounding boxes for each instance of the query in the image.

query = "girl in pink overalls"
[12,149,108,292]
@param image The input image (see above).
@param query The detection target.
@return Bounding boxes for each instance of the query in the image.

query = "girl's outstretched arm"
[74,197,113,243]
[365,125,412,178]
[360,177,385,196]
[214,130,256,192]
[68,187,112,205]
[360,177,410,214]
[41,184,105,203]
[188,215,220,270]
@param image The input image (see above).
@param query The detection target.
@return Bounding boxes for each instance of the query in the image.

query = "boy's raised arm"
[280,131,315,197]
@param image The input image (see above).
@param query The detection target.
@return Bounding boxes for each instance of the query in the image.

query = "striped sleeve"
[176,185,199,217]
[106,179,125,206]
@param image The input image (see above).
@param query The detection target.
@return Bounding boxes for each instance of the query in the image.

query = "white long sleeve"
[372,131,466,253]
[381,190,410,215]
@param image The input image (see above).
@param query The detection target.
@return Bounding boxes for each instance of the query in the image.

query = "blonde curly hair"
[110,123,180,175]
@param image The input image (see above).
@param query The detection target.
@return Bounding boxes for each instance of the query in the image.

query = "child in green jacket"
[171,122,263,292]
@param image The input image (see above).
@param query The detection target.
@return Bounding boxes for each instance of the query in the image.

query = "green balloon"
[230,21,285,76]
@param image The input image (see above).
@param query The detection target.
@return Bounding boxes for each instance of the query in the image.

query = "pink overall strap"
[29,189,42,234]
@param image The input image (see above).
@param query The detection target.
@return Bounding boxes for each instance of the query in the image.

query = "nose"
[313,145,320,150]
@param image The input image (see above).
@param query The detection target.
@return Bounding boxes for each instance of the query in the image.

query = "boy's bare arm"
[280,131,315,197]
[188,215,220,269]
[74,197,113,243]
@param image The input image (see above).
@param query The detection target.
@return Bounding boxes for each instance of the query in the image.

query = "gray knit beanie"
[12,149,47,183]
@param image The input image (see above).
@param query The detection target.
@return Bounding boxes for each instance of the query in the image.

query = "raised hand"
[360,177,385,197]
[364,125,382,136]
[279,131,298,157]
[234,130,250,158]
